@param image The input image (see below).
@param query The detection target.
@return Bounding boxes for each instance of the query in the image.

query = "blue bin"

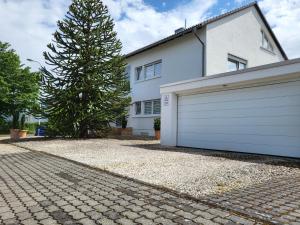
[35,126,46,136]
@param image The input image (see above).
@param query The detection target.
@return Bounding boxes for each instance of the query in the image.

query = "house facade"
[124,2,287,137]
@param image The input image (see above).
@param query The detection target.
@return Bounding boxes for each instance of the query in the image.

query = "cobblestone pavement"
[206,173,300,224]
[0,146,265,225]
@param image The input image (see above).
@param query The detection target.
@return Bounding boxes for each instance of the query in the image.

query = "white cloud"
[0,0,70,70]
[259,0,300,59]
[0,0,299,72]
[103,0,217,53]
[0,0,216,70]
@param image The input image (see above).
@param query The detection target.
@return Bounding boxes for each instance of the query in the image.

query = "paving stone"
[194,210,216,220]
[78,217,97,225]
[86,210,102,220]
[116,217,134,225]
[34,211,50,220]
[93,204,109,213]
[39,218,60,225]
[139,210,158,219]
[175,210,197,220]
[16,211,32,221]
[121,210,140,220]
[2,218,19,225]
[154,217,178,225]
[61,205,77,213]
[97,218,118,225]
[21,218,39,225]
[1,146,297,225]
[68,210,86,220]
[134,217,154,225]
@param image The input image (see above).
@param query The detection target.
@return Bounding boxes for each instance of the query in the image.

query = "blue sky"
[145,0,251,13]
[0,0,299,70]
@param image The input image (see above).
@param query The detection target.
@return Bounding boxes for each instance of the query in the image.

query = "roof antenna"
[184,19,187,29]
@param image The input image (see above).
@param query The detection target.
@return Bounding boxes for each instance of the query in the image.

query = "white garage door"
[177,80,300,157]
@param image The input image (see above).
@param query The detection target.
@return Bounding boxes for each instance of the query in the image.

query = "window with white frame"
[124,65,131,81]
[261,30,274,52]
[135,66,142,81]
[227,54,247,72]
[144,100,152,115]
[134,99,161,116]
[153,99,161,114]
[145,61,162,79]
[135,101,141,115]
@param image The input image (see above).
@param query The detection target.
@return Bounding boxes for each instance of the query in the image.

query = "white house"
[124,2,287,137]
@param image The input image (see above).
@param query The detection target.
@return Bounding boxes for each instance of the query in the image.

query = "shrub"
[121,116,127,129]
[20,115,26,130]
[154,118,160,131]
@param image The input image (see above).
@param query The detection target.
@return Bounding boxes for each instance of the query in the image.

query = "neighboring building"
[124,2,287,136]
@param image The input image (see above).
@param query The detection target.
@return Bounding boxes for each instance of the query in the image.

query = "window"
[115,118,122,127]
[124,65,131,81]
[135,102,141,115]
[227,54,247,72]
[134,99,161,116]
[135,66,142,81]
[261,30,274,52]
[153,99,161,114]
[145,61,162,79]
[145,64,154,79]
[144,101,152,115]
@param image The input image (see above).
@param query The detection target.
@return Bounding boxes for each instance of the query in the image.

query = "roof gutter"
[192,28,206,76]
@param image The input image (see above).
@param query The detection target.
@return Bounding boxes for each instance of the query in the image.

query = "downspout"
[192,27,205,76]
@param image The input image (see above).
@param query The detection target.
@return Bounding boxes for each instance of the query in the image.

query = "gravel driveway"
[13,138,300,198]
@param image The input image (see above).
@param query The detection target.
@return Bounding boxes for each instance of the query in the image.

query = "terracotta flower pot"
[121,127,133,136]
[10,129,20,140]
[19,130,28,138]
[155,130,160,140]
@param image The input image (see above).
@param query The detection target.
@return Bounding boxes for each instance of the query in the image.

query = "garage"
[161,59,300,158]
[177,80,300,156]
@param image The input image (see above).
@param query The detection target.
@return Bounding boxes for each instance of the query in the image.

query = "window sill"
[260,47,275,55]
[134,75,161,83]
[132,114,160,118]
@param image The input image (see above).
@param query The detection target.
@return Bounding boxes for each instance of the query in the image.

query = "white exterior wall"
[127,31,205,136]
[205,7,284,76]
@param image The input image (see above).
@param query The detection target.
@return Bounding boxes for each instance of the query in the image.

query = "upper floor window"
[135,66,142,81]
[261,30,274,52]
[145,61,162,80]
[227,54,247,72]
[124,65,131,81]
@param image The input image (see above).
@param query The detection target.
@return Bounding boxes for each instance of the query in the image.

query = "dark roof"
[125,1,288,60]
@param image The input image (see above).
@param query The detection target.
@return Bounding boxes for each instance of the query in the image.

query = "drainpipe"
[192,27,205,76]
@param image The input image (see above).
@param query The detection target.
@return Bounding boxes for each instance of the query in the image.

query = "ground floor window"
[134,99,161,116]
[135,101,141,115]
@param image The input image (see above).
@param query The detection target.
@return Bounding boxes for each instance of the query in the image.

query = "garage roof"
[125,2,287,60]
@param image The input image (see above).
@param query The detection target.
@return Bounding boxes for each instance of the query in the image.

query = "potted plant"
[120,116,132,136]
[154,118,160,140]
[10,112,20,140]
[18,114,28,138]
[121,116,127,129]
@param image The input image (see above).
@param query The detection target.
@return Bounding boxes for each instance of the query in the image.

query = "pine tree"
[41,0,130,138]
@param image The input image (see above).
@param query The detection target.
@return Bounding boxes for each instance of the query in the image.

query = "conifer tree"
[41,0,130,138]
